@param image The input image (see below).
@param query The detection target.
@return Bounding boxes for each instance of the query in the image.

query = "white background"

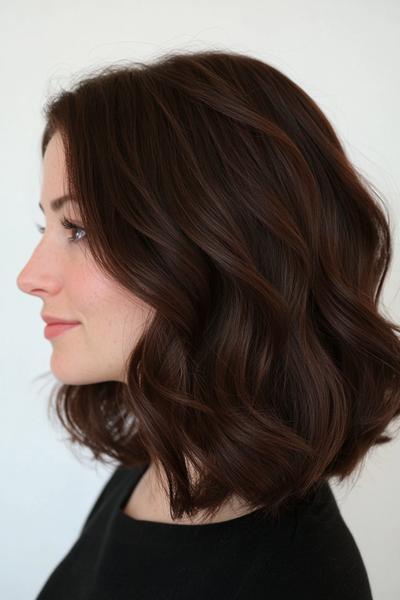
[1,1,399,598]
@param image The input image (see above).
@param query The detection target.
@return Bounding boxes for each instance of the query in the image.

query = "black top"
[35,462,373,599]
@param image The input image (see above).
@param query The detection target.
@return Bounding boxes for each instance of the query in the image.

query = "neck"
[142,461,253,525]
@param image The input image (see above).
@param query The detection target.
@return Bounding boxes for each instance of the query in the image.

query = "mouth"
[44,322,81,339]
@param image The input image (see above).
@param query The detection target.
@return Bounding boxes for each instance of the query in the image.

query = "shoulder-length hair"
[39,49,400,522]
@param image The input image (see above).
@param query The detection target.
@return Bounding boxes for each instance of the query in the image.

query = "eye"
[60,217,87,243]
[35,217,87,243]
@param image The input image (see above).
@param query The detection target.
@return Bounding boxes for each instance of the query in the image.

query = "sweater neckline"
[112,462,276,544]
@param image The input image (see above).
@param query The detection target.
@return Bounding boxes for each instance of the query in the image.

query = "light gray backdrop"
[1,0,399,598]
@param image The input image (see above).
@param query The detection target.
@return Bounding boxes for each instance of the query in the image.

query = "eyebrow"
[38,194,76,213]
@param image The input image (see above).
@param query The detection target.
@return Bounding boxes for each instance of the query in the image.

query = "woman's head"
[16,49,400,522]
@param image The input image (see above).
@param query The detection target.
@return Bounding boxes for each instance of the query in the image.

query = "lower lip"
[44,323,80,339]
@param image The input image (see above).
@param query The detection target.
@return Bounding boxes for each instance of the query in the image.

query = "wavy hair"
[38,49,400,522]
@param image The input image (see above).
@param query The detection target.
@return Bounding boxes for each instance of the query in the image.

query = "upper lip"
[41,314,81,325]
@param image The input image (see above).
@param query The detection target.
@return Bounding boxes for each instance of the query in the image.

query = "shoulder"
[235,482,373,600]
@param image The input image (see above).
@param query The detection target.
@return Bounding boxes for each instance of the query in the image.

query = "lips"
[44,322,80,340]
[41,314,81,325]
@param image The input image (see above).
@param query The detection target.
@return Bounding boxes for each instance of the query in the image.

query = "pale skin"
[16,131,254,525]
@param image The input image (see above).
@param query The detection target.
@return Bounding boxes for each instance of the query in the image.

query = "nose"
[16,248,61,297]
[16,263,35,294]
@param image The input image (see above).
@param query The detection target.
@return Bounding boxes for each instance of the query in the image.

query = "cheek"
[70,264,116,316]
[75,268,152,343]
[50,265,155,383]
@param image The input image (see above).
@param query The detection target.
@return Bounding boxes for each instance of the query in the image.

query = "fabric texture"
[35,462,373,599]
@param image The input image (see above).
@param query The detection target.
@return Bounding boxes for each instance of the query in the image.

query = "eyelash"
[36,217,87,243]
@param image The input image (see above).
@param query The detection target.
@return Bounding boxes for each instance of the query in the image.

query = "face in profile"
[16,131,154,385]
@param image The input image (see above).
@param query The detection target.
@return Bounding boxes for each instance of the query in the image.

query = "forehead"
[40,132,71,213]
[43,131,66,175]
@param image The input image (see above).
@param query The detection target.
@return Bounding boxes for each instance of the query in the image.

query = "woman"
[17,49,400,599]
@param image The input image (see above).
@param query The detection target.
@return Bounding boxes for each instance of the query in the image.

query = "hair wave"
[39,49,400,522]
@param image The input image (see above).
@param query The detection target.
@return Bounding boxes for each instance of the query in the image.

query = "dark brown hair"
[39,49,400,522]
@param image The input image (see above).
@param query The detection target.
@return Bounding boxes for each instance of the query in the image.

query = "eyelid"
[61,217,87,243]
[35,216,87,243]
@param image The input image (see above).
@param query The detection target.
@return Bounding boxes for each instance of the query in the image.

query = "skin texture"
[16,131,253,525]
